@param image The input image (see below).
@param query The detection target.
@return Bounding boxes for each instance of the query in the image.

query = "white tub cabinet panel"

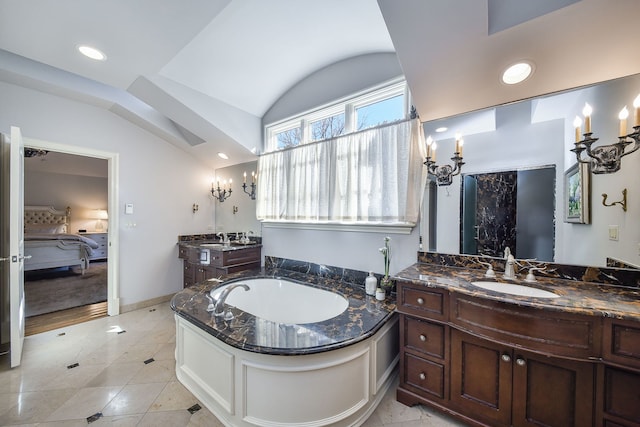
[175,313,399,427]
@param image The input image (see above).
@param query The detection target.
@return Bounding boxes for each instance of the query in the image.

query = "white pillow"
[25,223,65,234]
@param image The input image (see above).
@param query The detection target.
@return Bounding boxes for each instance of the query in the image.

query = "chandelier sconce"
[242,171,256,200]
[211,179,232,202]
[423,133,465,186]
[571,96,640,174]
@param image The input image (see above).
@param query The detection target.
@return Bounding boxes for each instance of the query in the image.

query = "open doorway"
[20,137,119,335]
[23,150,109,334]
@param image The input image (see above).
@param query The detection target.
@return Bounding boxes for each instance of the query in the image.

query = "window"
[356,94,405,130]
[311,112,345,141]
[265,79,408,152]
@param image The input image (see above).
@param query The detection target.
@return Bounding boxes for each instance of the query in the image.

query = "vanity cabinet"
[178,244,261,287]
[450,329,594,427]
[599,318,640,427]
[396,280,609,427]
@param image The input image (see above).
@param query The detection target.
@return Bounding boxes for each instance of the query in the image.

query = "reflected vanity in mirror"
[214,160,261,238]
[423,72,640,269]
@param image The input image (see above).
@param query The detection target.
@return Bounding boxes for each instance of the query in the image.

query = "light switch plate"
[608,225,619,241]
[125,203,134,215]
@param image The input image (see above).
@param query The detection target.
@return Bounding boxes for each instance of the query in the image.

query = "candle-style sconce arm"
[602,188,627,212]
[211,185,232,202]
[424,153,465,186]
[572,127,640,174]
[242,182,256,200]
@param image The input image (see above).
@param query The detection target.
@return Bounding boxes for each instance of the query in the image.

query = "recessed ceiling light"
[77,45,107,61]
[435,127,448,133]
[502,61,533,85]
[217,152,229,160]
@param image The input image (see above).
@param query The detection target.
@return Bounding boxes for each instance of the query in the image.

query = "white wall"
[0,81,215,306]
[25,170,109,233]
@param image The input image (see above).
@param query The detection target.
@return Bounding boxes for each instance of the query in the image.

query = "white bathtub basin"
[470,281,559,299]
[210,278,349,324]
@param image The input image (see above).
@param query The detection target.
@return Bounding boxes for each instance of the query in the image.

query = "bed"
[23,206,100,273]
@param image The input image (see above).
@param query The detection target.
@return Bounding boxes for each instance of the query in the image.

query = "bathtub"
[210,278,349,324]
[172,275,399,427]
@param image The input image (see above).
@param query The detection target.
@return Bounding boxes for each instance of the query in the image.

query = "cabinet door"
[183,261,196,287]
[511,350,594,427]
[600,366,640,427]
[451,329,512,427]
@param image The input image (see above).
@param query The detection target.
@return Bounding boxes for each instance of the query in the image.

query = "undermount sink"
[470,281,560,299]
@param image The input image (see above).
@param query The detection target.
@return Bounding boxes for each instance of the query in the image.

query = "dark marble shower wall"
[462,171,517,257]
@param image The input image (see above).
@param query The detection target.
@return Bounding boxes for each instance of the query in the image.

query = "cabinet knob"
[419,372,426,381]
[501,354,511,363]
[419,334,427,342]
[417,297,424,305]
[516,358,526,367]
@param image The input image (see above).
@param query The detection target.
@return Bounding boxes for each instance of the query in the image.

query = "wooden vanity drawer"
[210,247,261,267]
[178,245,199,262]
[451,294,602,359]
[397,281,448,322]
[403,316,445,359]
[603,318,640,369]
[403,353,445,400]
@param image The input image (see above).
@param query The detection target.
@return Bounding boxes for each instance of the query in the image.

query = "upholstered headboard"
[24,206,71,233]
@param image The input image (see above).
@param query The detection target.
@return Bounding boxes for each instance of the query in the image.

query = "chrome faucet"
[216,232,230,245]
[503,247,517,280]
[212,283,250,318]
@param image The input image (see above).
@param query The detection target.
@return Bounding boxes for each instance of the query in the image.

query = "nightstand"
[79,232,108,260]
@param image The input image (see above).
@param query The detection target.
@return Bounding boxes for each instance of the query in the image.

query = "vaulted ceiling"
[1,0,639,169]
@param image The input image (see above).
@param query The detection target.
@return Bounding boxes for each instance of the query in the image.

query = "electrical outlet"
[608,225,619,241]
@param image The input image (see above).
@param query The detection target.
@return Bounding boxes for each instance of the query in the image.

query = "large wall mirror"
[214,160,261,237]
[422,72,640,269]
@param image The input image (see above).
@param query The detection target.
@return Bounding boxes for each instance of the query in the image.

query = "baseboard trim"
[120,293,174,314]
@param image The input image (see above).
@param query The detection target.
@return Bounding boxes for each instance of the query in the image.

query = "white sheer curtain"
[257,118,427,225]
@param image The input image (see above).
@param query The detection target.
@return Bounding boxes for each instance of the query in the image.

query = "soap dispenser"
[365,272,377,296]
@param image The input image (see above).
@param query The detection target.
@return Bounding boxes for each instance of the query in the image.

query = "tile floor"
[0,302,467,426]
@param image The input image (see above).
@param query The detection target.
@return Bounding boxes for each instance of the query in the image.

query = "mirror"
[214,160,261,237]
[423,72,640,269]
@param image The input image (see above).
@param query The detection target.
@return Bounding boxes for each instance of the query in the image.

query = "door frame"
[23,137,120,316]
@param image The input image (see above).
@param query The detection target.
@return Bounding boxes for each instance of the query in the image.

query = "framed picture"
[564,162,590,224]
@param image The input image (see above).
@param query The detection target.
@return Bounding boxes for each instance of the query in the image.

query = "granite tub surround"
[265,255,396,293]
[171,264,401,427]
[395,257,640,321]
[419,251,640,289]
[177,233,262,248]
[170,267,397,355]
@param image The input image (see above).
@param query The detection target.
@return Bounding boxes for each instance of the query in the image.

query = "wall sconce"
[423,134,465,186]
[571,97,640,174]
[242,171,256,200]
[211,179,232,202]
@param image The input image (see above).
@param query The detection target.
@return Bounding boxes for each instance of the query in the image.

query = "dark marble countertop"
[170,267,397,355]
[394,263,640,322]
[177,240,262,252]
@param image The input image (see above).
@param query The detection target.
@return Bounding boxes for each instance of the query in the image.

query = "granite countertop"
[170,267,397,355]
[177,240,262,252]
[394,263,640,322]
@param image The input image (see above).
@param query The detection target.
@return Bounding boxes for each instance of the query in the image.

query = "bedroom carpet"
[24,262,108,317]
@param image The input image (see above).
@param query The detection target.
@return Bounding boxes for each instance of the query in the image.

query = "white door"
[9,126,25,367]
